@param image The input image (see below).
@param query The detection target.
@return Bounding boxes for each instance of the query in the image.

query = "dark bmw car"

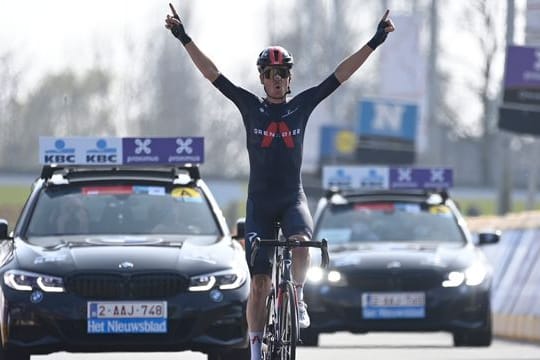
[0,164,249,359]
[302,187,500,347]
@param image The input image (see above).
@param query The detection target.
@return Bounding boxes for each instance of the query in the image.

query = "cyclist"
[165,4,394,359]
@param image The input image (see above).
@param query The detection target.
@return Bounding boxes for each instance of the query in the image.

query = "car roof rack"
[326,187,450,203]
[40,164,201,183]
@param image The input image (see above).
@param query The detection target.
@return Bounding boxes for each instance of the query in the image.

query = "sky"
[0,0,268,93]
[0,0,529,92]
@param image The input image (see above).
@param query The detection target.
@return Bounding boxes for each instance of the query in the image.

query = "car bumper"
[304,282,491,334]
[1,285,249,355]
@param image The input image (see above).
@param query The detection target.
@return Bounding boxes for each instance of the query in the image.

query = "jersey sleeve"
[301,74,340,105]
[212,74,258,123]
[295,74,341,120]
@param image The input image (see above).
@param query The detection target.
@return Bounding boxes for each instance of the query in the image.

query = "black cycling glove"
[367,19,390,50]
[170,14,192,46]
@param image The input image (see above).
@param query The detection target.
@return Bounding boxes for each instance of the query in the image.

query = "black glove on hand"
[168,4,192,46]
[170,21,192,46]
[367,19,390,50]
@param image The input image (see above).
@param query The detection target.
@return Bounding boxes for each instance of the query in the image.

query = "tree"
[437,0,505,185]
[0,52,23,169]
[4,68,114,170]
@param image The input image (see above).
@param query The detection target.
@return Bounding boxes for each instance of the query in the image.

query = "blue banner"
[358,99,418,141]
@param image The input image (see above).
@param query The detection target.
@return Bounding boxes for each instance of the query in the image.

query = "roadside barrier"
[467,211,540,342]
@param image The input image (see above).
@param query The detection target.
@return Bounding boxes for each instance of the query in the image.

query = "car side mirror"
[478,231,501,245]
[0,219,9,240]
[232,217,245,241]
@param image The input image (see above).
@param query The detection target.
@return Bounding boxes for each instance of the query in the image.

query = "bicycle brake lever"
[250,237,260,267]
[320,238,330,269]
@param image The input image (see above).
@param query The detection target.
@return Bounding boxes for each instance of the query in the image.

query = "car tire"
[453,311,493,347]
[207,346,250,360]
[300,328,319,347]
[0,348,30,360]
[453,328,492,347]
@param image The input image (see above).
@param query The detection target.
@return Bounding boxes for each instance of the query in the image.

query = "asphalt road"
[33,332,540,359]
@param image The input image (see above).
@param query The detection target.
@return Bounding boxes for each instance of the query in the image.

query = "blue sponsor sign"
[40,138,77,165]
[389,167,453,189]
[123,137,204,164]
[320,125,356,159]
[358,99,418,141]
[503,45,540,106]
[87,318,167,334]
[39,137,204,165]
[322,166,452,190]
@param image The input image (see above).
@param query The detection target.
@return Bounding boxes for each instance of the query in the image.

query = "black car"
[302,185,500,347]
[0,163,250,359]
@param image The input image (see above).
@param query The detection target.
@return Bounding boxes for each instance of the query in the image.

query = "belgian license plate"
[87,301,167,334]
[362,292,425,319]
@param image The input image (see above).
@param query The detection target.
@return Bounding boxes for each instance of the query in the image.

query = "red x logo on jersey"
[261,121,295,148]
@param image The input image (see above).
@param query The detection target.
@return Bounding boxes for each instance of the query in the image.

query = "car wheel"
[300,328,319,347]
[0,348,30,360]
[207,346,250,360]
[453,328,492,347]
[453,311,493,347]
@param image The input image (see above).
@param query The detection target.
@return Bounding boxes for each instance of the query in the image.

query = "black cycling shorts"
[244,191,313,276]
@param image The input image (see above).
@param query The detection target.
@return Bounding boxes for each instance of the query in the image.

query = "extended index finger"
[169,3,179,18]
[380,9,390,22]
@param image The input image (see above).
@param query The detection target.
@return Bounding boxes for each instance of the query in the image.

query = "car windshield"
[316,201,465,244]
[25,183,220,237]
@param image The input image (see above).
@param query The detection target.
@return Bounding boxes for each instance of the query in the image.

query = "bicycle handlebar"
[250,237,330,269]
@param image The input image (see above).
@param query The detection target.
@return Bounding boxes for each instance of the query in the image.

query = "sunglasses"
[262,67,290,79]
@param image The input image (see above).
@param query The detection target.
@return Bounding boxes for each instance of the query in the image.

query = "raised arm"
[165,3,220,82]
[334,9,395,84]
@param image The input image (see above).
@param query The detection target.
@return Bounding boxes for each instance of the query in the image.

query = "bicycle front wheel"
[262,290,276,360]
[278,281,298,360]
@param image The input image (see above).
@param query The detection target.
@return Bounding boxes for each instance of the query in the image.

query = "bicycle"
[250,221,329,360]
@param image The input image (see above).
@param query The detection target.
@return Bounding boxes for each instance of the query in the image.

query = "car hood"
[328,242,483,271]
[13,235,244,276]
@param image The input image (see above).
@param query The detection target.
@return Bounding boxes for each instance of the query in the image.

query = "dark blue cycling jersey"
[213,74,340,195]
[213,73,340,275]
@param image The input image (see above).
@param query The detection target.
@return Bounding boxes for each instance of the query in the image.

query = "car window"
[316,201,465,244]
[26,183,220,237]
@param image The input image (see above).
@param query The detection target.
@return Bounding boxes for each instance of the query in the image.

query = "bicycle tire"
[262,289,277,360]
[278,281,298,360]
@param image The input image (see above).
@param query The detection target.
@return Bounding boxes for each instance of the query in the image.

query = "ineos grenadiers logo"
[44,139,76,164]
[86,139,118,164]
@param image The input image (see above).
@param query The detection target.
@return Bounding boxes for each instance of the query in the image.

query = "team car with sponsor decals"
[0,137,249,360]
[301,166,500,347]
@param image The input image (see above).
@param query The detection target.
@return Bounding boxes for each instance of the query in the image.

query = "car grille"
[65,273,189,299]
[346,270,444,291]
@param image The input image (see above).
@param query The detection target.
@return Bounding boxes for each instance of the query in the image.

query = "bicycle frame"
[251,222,329,360]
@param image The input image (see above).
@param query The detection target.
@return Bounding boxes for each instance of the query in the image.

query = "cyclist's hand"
[165,3,192,45]
[367,9,395,50]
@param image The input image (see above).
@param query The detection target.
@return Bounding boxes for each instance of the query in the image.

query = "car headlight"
[307,267,347,286]
[464,263,488,286]
[189,268,247,292]
[442,263,487,288]
[4,270,65,293]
